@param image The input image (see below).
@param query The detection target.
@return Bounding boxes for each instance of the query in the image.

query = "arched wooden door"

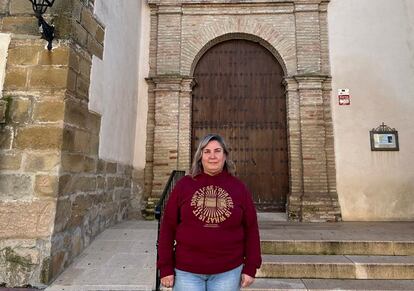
[192,39,289,211]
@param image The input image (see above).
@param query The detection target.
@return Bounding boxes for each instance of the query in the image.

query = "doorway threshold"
[257,212,287,222]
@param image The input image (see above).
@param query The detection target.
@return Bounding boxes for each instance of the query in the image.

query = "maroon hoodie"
[157,171,261,278]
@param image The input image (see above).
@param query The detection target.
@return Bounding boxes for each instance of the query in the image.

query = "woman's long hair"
[190,133,236,177]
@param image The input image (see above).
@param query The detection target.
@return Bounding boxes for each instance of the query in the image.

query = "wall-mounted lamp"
[29,0,56,50]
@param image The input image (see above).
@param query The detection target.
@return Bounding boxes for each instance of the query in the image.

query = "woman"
[157,134,262,291]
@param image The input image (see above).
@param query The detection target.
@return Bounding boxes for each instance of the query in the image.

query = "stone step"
[257,254,414,279]
[142,197,160,220]
[261,240,414,256]
[257,212,288,222]
[302,200,340,206]
[162,279,414,291]
[243,278,414,290]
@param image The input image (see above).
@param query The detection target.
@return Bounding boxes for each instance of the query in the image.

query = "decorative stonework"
[145,0,341,222]
[189,32,289,77]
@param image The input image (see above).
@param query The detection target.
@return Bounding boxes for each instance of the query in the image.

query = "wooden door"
[192,39,288,211]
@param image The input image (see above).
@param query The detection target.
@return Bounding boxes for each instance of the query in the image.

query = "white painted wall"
[0,33,11,97]
[329,0,414,220]
[90,0,145,166]
[133,1,150,170]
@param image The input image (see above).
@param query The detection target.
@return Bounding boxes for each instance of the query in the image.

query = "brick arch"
[180,18,296,76]
[189,33,288,77]
[149,2,341,221]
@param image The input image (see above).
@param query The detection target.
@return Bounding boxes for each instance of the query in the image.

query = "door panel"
[192,39,288,211]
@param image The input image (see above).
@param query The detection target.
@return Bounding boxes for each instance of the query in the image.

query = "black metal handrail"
[155,170,185,291]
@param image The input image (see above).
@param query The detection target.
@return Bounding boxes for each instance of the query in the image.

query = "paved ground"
[44,218,414,291]
[46,220,157,291]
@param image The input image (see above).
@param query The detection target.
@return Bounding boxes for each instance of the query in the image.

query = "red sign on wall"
[338,89,350,105]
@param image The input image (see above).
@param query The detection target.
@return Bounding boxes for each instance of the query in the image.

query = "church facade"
[0,0,413,287]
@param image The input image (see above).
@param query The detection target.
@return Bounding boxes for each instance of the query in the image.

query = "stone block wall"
[51,0,103,60]
[0,0,136,286]
[0,37,66,287]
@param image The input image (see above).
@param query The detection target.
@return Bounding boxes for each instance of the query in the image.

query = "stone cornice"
[148,0,329,14]
[146,75,194,92]
[285,74,332,90]
[294,73,331,81]
[148,0,329,5]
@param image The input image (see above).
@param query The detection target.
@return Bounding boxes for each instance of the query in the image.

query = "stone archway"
[191,38,289,211]
[145,0,342,222]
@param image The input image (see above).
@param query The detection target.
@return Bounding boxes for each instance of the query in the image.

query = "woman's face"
[201,140,226,176]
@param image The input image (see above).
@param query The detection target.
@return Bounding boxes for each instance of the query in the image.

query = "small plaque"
[370,123,399,151]
[338,95,350,105]
[338,89,350,105]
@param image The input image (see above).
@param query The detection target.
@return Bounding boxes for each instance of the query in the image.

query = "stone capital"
[180,77,196,92]
[293,74,331,90]
[147,75,192,92]
[283,77,299,92]
[157,5,183,14]
[294,0,330,11]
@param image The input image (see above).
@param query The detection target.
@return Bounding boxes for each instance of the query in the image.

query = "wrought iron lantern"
[29,0,56,50]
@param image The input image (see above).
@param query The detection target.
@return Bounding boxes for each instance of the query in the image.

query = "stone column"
[297,76,329,194]
[287,75,341,222]
[322,77,340,210]
[294,0,322,74]
[144,76,193,213]
[178,78,194,171]
[151,76,182,197]
[147,3,186,198]
[155,5,182,75]
[144,79,156,201]
[287,0,341,221]
[319,1,331,75]
[284,77,304,220]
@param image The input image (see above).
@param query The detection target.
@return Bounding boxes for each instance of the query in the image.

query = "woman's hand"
[241,273,254,288]
[161,275,174,288]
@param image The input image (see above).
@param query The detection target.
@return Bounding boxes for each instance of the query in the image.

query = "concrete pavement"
[45,218,414,291]
[45,220,157,291]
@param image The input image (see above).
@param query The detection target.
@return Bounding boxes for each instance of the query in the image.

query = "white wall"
[0,33,11,97]
[133,1,150,170]
[90,0,142,166]
[328,0,414,220]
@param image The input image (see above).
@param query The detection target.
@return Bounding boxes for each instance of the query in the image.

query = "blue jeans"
[173,265,242,291]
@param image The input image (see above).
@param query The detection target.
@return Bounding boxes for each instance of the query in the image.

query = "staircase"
[142,197,159,220]
[246,219,414,290]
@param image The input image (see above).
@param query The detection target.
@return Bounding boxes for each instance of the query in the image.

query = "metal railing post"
[155,170,185,291]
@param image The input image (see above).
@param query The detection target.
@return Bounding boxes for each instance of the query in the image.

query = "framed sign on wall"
[370,123,399,151]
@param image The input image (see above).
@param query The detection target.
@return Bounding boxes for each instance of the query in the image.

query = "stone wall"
[145,0,341,221]
[0,0,137,286]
